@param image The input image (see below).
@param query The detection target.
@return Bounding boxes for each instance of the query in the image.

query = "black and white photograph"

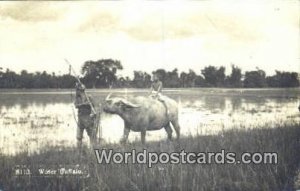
[0,1,299,190]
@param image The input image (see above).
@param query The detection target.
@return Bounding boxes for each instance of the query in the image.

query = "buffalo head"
[103,94,139,114]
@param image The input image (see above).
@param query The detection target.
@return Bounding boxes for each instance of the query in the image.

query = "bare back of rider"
[150,80,163,98]
[149,79,170,118]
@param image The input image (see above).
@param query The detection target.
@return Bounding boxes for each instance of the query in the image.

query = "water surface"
[0,88,299,155]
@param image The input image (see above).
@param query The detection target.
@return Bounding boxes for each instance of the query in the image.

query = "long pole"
[64,59,96,115]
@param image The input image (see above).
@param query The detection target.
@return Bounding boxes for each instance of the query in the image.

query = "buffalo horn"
[121,99,139,108]
[105,93,112,101]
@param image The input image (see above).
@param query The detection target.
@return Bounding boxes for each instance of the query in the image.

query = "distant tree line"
[0,59,299,89]
[0,69,77,89]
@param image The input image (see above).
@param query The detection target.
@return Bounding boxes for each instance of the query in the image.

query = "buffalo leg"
[120,127,130,144]
[141,130,146,144]
[171,120,180,140]
[164,123,173,141]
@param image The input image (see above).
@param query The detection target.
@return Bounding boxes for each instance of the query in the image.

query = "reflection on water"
[0,88,299,155]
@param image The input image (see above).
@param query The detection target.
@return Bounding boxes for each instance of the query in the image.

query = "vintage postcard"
[0,1,299,190]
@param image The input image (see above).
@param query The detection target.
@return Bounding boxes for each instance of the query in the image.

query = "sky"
[0,0,299,78]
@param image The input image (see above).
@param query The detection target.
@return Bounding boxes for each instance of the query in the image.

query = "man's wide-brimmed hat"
[75,82,85,91]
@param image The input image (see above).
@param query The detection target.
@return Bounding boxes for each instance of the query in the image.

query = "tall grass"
[0,122,300,191]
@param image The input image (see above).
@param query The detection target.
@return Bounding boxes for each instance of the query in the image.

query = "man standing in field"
[74,82,97,150]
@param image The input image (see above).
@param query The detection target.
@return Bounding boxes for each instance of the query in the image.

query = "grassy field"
[1,122,300,191]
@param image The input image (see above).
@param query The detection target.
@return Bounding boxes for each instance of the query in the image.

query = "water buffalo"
[103,94,180,144]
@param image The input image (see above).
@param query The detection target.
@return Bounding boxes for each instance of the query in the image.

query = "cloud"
[120,9,264,43]
[0,2,65,22]
[117,1,298,43]
[78,11,121,33]
[0,1,270,43]
[122,14,164,41]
